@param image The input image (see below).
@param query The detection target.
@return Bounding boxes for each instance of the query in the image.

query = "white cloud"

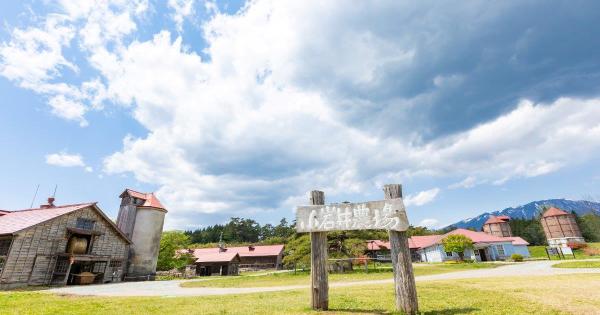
[3,1,600,229]
[404,188,441,207]
[45,152,91,172]
[418,218,439,229]
[168,0,196,32]
[448,176,478,189]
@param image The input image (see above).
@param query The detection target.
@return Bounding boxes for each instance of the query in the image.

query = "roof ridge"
[6,202,96,213]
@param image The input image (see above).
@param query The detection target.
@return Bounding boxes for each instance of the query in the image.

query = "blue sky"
[1,1,599,230]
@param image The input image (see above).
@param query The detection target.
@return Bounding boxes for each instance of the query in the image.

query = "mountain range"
[445,199,600,230]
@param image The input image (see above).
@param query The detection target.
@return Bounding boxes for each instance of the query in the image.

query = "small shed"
[192,252,240,276]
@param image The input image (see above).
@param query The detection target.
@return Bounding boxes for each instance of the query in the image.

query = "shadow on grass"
[326,307,478,314]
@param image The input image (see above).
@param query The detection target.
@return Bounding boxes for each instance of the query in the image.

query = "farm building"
[482,215,512,237]
[540,207,585,247]
[186,244,284,275]
[0,199,130,289]
[367,228,530,263]
[116,189,167,280]
[0,189,166,289]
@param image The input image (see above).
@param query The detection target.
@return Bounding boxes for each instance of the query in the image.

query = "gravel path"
[47,260,600,297]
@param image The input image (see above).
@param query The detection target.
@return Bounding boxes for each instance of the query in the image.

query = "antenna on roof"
[52,185,58,198]
[29,184,40,208]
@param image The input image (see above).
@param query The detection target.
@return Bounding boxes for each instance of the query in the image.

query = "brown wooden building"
[0,198,131,289]
[187,244,284,275]
[540,207,585,247]
[482,215,512,237]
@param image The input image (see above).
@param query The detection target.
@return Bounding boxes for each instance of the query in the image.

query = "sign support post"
[385,184,419,315]
[309,190,328,310]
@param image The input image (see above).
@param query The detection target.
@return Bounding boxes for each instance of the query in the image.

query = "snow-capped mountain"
[445,199,600,230]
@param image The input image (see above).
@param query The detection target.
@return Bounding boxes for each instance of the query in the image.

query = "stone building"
[116,189,167,280]
[482,215,512,237]
[0,199,130,289]
[540,207,585,247]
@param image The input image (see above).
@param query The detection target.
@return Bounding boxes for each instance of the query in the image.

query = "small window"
[445,252,453,257]
[93,262,107,273]
[495,245,505,256]
[55,257,69,273]
[76,218,95,230]
[109,260,122,268]
[0,257,5,273]
[0,239,11,256]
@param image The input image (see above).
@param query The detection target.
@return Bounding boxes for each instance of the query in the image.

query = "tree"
[282,234,311,269]
[579,213,600,242]
[157,231,194,271]
[441,234,473,261]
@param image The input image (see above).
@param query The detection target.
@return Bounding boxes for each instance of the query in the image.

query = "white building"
[410,229,530,262]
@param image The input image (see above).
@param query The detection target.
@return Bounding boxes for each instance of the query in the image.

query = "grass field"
[553,260,600,268]
[528,242,600,260]
[181,263,503,288]
[3,274,600,314]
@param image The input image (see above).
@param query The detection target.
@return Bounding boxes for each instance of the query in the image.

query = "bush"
[583,247,600,256]
[567,242,588,250]
[511,254,524,262]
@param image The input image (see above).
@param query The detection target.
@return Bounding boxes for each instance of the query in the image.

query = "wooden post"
[385,184,419,315]
[310,190,328,310]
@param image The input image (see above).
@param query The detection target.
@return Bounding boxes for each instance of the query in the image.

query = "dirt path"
[47,260,600,297]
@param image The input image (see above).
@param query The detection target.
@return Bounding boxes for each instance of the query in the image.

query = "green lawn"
[528,242,600,260]
[553,260,600,268]
[5,274,600,314]
[181,263,503,288]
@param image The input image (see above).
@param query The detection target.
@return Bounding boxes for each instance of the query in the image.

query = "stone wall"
[0,206,129,289]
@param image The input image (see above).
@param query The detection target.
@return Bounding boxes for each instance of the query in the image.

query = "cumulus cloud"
[3,1,600,228]
[45,152,92,172]
[404,188,441,207]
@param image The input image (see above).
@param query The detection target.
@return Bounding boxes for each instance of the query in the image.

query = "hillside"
[446,199,600,230]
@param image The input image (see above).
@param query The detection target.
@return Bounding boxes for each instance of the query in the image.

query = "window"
[0,239,11,256]
[495,245,505,256]
[55,257,69,273]
[109,260,122,275]
[93,262,107,273]
[445,252,453,257]
[76,218,95,230]
[0,257,5,273]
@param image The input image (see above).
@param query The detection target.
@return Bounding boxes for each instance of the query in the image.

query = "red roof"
[504,236,529,246]
[190,245,284,258]
[367,240,390,251]
[542,207,569,218]
[121,189,167,211]
[192,252,240,263]
[484,215,511,225]
[409,235,443,249]
[0,203,94,235]
[367,228,529,251]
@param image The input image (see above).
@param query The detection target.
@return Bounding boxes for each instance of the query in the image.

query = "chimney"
[40,197,56,209]
[248,245,255,251]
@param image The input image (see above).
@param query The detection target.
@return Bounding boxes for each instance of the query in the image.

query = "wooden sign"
[298,185,418,314]
[296,199,409,232]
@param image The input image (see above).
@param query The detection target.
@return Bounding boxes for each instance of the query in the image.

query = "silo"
[482,215,512,237]
[540,207,584,247]
[116,189,167,279]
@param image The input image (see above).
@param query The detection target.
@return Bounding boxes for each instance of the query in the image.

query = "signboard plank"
[296,198,409,232]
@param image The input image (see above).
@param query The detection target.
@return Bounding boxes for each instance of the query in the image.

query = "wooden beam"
[310,190,328,310]
[385,184,419,315]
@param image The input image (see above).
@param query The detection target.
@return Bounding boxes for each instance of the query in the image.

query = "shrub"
[511,254,524,262]
[583,247,600,256]
[567,242,588,250]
